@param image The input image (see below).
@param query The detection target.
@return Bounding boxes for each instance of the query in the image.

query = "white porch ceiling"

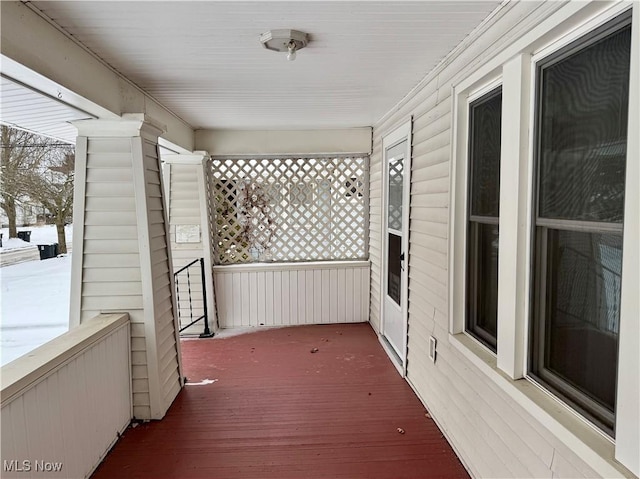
[28,1,501,131]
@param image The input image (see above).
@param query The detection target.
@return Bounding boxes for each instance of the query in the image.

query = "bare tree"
[0,126,48,237]
[25,147,75,253]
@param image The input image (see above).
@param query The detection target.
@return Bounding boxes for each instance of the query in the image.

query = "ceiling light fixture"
[260,29,309,62]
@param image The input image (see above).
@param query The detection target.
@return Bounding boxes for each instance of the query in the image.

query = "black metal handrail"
[174,258,214,338]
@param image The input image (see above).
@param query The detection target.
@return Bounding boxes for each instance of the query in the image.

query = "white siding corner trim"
[132,135,181,418]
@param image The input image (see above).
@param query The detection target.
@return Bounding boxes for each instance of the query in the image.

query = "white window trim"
[452,75,503,357]
[449,2,638,477]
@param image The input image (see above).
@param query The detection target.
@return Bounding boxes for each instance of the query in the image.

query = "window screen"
[466,87,502,352]
[531,14,631,436]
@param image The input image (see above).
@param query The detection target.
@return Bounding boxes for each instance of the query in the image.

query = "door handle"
[400,252,405,271]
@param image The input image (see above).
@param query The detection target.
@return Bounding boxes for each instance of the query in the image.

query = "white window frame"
[528,13,631,437]
[464,79,503,354]
[449,2,639,476]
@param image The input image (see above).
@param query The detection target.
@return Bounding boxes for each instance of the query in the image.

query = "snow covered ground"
[0,224,73,251]
[1,225,72,366]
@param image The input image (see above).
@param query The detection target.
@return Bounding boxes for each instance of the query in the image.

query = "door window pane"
[387,233,402,306]
[387,143,405,231]
[538,25,631,223]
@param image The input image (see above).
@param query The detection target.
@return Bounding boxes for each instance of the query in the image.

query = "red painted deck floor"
[92,323,468,479]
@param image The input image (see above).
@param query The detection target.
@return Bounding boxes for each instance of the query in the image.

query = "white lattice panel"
[208,156,368,264]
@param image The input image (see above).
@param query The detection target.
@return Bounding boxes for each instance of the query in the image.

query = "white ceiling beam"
[0,1,195,151]
[196,128,372,156]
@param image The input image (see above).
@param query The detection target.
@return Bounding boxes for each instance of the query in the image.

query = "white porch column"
[70,114,182,420]
[161,152,217,335]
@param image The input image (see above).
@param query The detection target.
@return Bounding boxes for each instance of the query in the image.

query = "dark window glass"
[470,90,502,217]
[467,223,499,347]
[387,233,402,306]
[466,87,502,352]
[542,230,621,411]
[538,25,630,223]
[531,14,630,436]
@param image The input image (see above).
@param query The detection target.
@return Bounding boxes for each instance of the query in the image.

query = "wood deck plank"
[92,323,468,478]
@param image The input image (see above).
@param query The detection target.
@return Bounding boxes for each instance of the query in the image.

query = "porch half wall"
[214,262,370,328]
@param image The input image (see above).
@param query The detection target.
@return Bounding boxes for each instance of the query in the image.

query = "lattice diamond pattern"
[388,157,404,231]
[208,156,368,264]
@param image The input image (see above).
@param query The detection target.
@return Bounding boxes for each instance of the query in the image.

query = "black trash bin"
[38,243,59,260]
[17,231,32,242]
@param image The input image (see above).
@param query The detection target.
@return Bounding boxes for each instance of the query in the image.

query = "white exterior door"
[381,121,411,373]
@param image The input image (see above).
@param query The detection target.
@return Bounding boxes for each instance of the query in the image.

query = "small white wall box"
[429,336,437,363]
[176,225,200,243]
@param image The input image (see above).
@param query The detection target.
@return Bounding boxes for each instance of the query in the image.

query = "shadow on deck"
[92,323,468,478]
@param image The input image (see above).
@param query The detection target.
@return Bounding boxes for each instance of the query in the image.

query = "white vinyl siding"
[368,138,383,333]
[78,137,151,419]
[214,262,369,328]
[166,162,210,334]
[72,121,181,420]
[369,1,636,478]
[140,140,181,412]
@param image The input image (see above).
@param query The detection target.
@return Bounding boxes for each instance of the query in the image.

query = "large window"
[209,156,368,264]
[530,14,631,435]
[466,87,502,352]
[451,5,637,472]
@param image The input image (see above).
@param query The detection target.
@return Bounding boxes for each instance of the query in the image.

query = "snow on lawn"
[0,224,73,251]
[1,233,72,366]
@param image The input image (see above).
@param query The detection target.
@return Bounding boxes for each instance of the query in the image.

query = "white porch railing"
[1,313,131,479]
[213,260,370,328]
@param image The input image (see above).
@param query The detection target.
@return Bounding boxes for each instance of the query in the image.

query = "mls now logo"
[4,460,63,473]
